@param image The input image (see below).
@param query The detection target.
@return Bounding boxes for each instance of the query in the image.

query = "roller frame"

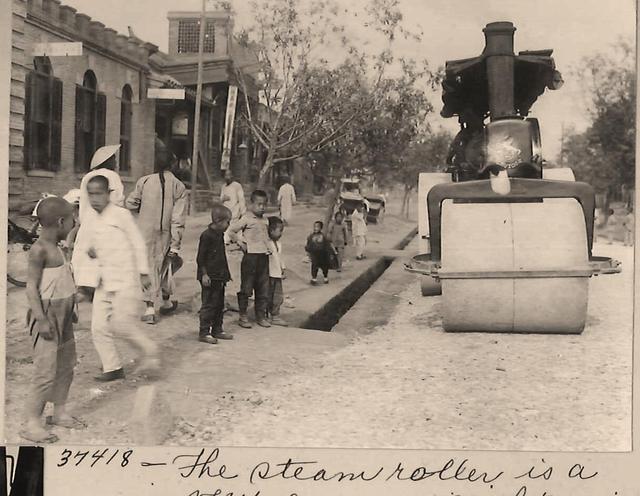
[427,178,596,262]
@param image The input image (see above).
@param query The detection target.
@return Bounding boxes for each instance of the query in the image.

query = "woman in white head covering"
[78,145,125,223]
[74,145,125,288]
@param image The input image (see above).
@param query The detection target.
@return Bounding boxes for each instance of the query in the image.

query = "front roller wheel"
[421,277,442,296]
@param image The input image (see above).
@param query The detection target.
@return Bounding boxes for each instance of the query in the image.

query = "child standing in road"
[23,197,84,443]
[305,221,331,285]
[73,174,160,382]
[266,217,288,326]
[351,203,368,260]
[196,204,234,344]
[228,189,272,329]
[327,211,349,272]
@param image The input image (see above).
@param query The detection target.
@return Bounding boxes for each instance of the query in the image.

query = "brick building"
[9,0,158,210]
[8,1,300,212]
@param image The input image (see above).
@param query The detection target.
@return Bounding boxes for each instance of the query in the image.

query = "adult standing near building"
[126,137,187,324]
[220,169,246,243]
[277,176,297,225]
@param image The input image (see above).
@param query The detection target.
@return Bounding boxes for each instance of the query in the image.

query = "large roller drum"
[439,198,590,333]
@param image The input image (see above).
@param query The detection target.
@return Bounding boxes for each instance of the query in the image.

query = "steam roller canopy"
[440,199,589,333]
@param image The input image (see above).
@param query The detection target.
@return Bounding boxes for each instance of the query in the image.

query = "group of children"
[195,189,289,344]
[23,172,162,443]
[196,193,369,342]
[23,176,369,442]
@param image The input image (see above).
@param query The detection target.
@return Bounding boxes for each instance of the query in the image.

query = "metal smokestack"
[483,21,516,120]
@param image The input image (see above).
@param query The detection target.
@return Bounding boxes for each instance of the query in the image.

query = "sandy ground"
[3,201,415,444]
[4,194,633,450]
[164,241,633,451]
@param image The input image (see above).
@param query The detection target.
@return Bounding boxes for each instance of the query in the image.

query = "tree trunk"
[257,149,275,189]
[402,186,411,218]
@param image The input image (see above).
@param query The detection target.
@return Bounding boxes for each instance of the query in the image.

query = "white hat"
[90,144,121,170]
[32,193,57,217]
[63,189,81,205]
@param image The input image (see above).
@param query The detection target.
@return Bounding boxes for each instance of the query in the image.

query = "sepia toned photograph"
[3,0,635,452]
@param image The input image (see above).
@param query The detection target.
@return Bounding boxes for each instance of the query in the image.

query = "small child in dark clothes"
[196,204,234,344]
[305,221,331,284]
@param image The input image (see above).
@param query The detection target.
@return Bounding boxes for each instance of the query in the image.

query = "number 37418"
[57,448,134,468]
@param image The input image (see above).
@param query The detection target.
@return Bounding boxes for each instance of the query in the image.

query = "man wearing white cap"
[126,137,187,324]
[73,145,126,289]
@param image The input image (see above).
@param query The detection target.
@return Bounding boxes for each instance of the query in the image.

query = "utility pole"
[559,121,565,166]
[190,0,207,216]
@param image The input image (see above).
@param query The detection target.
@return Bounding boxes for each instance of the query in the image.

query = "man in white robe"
[126,138,187,324]
[277,176,297,225]
[220,169,246,243]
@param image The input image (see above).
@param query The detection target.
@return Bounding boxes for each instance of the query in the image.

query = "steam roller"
[405,22,621,333]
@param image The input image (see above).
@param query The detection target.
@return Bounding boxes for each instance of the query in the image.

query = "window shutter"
[74,85,84,172]
[50,78,63,171]
[96,92,106,148]
[23,72,36,169]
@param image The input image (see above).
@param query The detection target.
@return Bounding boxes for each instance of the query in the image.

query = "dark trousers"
[310,253,329,278]
[237,253,270,319]
[200,281,225,335]
[267,277,284,317]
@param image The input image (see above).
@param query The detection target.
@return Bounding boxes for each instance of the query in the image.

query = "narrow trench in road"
[301,227,417,331]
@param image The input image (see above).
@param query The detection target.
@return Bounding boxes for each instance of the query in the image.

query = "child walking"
[73,174,160,382]
[196,204,234,344]
[23,197,84,443]
[267,217,288,326]
[229,189,272,328]
[327,211,349,271]
[351,204,368,260]
[305,221,331,284]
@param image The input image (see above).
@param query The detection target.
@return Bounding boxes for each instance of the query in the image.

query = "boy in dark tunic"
[196,204,234,344]
[305,221,331,284]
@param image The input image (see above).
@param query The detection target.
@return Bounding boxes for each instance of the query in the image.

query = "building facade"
[10,0,157,209]
[8,1,297,212]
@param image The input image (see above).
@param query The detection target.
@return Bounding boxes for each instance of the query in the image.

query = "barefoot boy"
[73,174,160,381]
[24,197,83,443]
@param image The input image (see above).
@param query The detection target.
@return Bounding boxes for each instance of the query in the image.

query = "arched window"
[74,70,106,171]
[24,57,62,170]
[119,85,133,172]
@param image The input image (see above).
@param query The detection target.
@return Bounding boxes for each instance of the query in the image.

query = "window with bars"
[119,85,133,173]
[74,70,106,172]
[177,19,215,53]
[24,57,62,171]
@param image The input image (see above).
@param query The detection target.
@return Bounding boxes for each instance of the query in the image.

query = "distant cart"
[365,194,385,224]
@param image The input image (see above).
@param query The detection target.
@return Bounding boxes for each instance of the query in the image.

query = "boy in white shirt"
[73,174,160,382]
[266,217,288,326]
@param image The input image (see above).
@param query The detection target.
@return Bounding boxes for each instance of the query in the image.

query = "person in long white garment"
[220,169,246,244]
[277,176,296,225]
[126,138,187,324]
[73,145,125,290]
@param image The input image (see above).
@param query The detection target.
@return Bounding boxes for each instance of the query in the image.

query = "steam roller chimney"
[483,21,516,121]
